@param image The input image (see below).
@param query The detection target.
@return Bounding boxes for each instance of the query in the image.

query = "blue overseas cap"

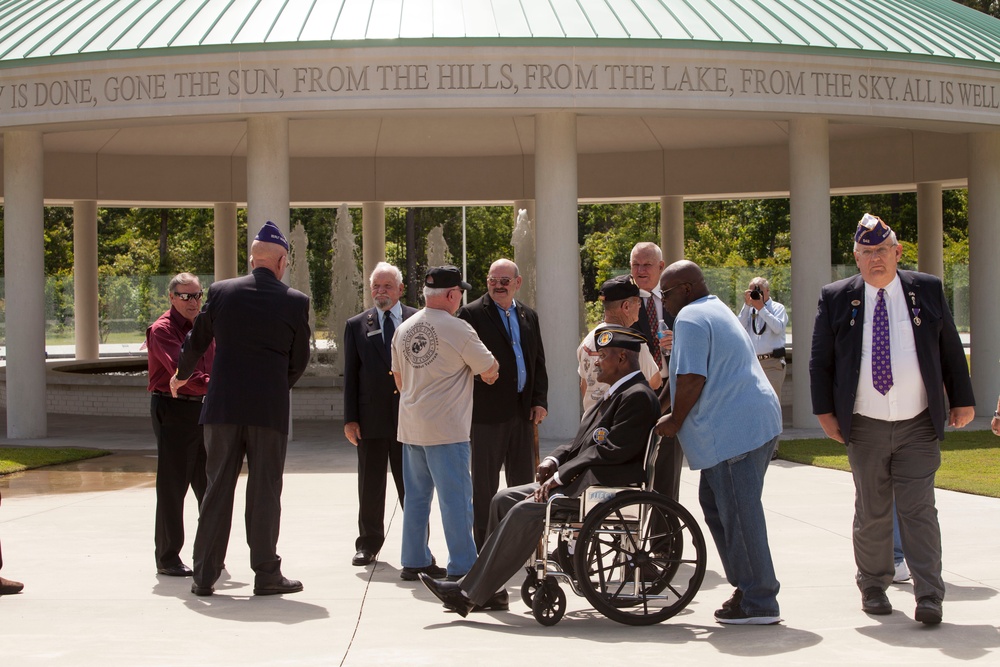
[254,221,289,251]
[854,214,893,246]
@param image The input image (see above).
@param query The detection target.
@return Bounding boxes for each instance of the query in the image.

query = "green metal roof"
[1,0,999,66]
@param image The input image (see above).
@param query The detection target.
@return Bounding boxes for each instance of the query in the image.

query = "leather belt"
[152,390,204,403]
[756,354,773,360]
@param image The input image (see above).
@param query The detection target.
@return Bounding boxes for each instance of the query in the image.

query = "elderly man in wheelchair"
[420,325,706,626]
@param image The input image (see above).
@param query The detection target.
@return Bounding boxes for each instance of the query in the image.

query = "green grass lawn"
[0,447,112,475]
[778,430,1000,498]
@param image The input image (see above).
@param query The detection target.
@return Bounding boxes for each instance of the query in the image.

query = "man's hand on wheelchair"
[532,477,560,503]
[654,413,680,438]
[536,459,557,483]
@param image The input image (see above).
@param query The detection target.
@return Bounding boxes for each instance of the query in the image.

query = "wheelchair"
[521,429,706,626]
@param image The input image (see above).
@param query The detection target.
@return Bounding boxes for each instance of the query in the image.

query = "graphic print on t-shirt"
[402,322,439,368]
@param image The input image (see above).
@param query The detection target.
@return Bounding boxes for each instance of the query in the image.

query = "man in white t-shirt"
[579,274,661,414]
[392,266,499,583]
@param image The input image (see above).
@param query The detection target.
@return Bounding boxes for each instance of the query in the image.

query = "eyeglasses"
[856,245,897,261]
[173,291,204,301]
[662,282,690,297]
[487,276,515,287]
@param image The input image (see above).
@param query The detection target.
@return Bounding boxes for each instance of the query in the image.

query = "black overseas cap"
[599,274,640,302]
[594,325,645,352]
[424,265,472,291]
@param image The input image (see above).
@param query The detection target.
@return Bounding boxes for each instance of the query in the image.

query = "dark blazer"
[342,304,418,440]
[810,270,974,444]
[177,267,311,435]
[549,372,660,498]
[457,293,548,423]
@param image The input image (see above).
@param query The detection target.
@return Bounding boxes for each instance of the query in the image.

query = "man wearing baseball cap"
[392,266,499,582]
[418,325,659,617]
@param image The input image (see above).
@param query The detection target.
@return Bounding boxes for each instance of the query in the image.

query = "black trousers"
[356,436,405,553]
[470,415,535,549]
[151,394,207,569]
[192,423,288,588]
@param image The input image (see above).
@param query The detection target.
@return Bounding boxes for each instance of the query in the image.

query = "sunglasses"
[173,291,204,301]
[487,277,515,286]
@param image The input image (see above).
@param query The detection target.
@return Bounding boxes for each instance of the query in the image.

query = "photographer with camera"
[738,277,788,404]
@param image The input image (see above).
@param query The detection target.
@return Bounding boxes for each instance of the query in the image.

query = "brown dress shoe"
[0,576,24,595]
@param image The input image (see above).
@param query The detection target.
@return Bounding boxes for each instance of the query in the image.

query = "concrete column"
[916,182,944,279]
[534,112,579,439]
[968,133,1000,416]
[246,115,290,276]
[361,202,386,308]
[660,196,684,265]
[214,202,238,281]
[788,118,831,429]
[246,115,293,436]
[73,200,99,361]
[3,131,47,438]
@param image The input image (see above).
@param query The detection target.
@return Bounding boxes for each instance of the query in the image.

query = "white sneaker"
[893,560,911,583]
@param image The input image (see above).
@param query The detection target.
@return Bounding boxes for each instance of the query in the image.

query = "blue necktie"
[872,288,893,395]
[383,310,395,358]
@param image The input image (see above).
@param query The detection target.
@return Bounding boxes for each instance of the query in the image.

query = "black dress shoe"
[254,577,303,596]
[157,563,194,577]
[915,596,943,625]
[352,549,375,566]
[862,587,892,615]
[191,583,214,596]
[401,563,447,581]
[0,576,24,595]
[418,572,475,617]
[472,588,509,612]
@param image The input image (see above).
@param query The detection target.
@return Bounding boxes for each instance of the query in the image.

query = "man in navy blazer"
[173,221,311,597]
[457,258,548,548]
[810,214,974,625]
[418,326,659,617]
[343,262,417,566]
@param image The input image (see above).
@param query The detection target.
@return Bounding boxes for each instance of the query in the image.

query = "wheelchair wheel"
[520,570,540,608]
[531,580,566,626]
[573,492,705,626]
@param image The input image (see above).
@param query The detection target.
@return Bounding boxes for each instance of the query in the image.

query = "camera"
[749,288,762,300]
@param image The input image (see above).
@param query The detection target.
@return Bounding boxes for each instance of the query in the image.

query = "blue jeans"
[401,442,477,577]
[699,436,781,617]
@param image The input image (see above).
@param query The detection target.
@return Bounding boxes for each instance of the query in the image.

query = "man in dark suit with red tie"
[172,221,311,597]
[457,258,548,549]
[810,214,975,625]
[343,262,417,567]
[629,242,682,502]
[418,325,659,616]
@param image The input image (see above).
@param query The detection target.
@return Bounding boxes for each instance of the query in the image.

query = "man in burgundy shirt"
[147,273,215,577]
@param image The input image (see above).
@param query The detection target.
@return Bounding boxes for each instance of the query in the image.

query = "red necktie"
[645,296,661,368]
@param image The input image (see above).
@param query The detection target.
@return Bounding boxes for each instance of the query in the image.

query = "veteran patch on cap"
[424,265,472,291]
[599,274,640,302]
[854,213,893,246]
[594,325,645,352]
[254,220,289,251]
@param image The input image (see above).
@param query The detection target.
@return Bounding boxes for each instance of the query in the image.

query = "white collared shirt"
[376,301,403,332]
[737,298,787,356]
[853,274,928,421]
[638,287,664,322]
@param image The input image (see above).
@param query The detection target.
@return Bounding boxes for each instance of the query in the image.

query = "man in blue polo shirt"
[655,260,782,626]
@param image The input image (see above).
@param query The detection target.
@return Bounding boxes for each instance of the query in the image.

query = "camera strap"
[751,310,767,336]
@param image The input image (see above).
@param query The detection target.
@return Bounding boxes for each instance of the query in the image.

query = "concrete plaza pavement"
[1,411,998,666]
